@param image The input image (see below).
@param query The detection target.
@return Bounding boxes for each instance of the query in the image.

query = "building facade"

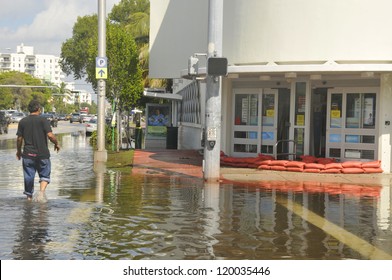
[149,0,392,173]
[0,44,64,86]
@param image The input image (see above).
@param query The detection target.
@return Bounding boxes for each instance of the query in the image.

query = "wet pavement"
[1,124,392,260]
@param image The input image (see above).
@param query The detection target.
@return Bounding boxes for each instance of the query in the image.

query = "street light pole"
[94,0,107,163]
[204,0,223,182]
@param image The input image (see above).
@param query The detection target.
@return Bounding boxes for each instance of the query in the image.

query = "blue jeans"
[22,158,51,196]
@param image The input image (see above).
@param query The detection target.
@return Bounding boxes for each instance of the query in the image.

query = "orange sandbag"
[258,165,271,170]
[342,161,362,168]
[270,165,287,171]
[269,160,289,166]
[255,160,271,166]
[324,162,343,169]
[361,160,381,168]
[320,168,341,174]
[286,161,306,168]
[362,167,383,173]
[341,167,364,174]
[305,163,325,170]
[286,167,304,172]
[303,168,321,173]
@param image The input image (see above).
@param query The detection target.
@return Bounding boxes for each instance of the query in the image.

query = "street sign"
[96,56,108,79]
[96,57,107,68]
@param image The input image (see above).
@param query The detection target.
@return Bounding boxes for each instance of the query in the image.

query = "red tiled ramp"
[132,149,203,178]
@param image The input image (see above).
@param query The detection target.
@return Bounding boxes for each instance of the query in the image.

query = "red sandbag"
[341,167,364,174]
[361,160,381,168]
[300,155,317,163]
[320,168,341,174]
[342,161,362,168]
[316,158,335,164]
[362,167,383,173]
[305,163,325,170]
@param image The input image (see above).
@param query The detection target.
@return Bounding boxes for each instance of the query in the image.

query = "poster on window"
[363,97,374,126]
[146,104,171,139]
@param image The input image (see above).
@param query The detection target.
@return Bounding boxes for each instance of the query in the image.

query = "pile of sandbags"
[220,152,383,174]
[258,158,382,174]
[220,152,274,168]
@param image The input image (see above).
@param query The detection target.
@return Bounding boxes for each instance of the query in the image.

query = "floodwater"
[1,132,392,260]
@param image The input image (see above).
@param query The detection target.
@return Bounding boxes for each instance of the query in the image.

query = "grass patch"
[106,150,134,171]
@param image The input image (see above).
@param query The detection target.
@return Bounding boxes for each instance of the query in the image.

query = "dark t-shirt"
[16,115,52,159]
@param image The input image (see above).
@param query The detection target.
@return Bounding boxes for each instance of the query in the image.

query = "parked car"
[41,113,58,127]
[0,111,10,134]
[70,113,82,123]
[57,114,67,121]
[85,118,98,136]
[11,112,25,123]
[82,114,94,123]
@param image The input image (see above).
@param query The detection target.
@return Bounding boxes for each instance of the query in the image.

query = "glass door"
[326,88,378,161]
[232,89,260,157]
[232,88,278,157]
[260,89,278,156]
[289,82,310,158]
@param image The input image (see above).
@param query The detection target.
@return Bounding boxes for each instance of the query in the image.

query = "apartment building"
[0,44,64,86]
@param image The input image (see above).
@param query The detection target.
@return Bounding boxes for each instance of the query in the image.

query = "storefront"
[230,81,380,163]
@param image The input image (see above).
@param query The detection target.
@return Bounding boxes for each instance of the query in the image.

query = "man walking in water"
[16,100,60,201]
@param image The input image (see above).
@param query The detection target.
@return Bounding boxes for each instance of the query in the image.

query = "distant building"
[0,44,64,86]
[65,83,92,106]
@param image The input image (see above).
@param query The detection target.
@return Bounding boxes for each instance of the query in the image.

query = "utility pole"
[204,0,224,182]
[94,0,107,163]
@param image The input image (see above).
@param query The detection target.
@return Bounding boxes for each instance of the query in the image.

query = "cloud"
[0,0,121,55]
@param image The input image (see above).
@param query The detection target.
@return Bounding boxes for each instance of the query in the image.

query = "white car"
[11,112,25,123]
[85,118,97,136]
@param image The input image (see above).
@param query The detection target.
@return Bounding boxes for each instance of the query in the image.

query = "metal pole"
[94,0,107,162]
[204,0,223,182]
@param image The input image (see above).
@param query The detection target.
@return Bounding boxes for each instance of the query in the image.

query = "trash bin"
[135,127,142,149]
[166,126,178,149]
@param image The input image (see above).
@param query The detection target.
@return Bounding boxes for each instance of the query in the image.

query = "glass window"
[234,94,258,126]
[234,131,258,139]
[345,93,376,129]
[363,94,376,128]
[234,144,257,153]
[346,94,360,128]
[330,94,342,128]
[262,94,275,126]
[294,82,306,126]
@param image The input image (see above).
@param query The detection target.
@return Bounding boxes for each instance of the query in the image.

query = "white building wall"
[224,0,392,64]
[150,0,392,78]
[149,0,208,78]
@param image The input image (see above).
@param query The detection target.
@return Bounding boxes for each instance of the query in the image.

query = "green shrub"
[90,125,118,149]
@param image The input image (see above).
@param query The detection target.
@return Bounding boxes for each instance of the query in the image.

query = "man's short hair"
[28,100,41,113]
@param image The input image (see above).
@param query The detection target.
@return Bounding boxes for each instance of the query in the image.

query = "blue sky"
[0,0,121,56]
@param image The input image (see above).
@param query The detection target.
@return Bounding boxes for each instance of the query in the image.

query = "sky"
[0,0,121,92]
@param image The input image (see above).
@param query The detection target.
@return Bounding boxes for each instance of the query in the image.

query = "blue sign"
[96,57,107,68]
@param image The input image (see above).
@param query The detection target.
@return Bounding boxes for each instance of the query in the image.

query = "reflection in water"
[0,133,392,260]
[12,202,49,260]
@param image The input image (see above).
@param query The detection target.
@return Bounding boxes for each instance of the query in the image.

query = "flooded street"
[1,131,392,260]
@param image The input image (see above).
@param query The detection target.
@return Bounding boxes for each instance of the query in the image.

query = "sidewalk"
[132,149,392,187]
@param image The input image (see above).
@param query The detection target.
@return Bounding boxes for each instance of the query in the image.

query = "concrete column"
[379,74,392,173]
